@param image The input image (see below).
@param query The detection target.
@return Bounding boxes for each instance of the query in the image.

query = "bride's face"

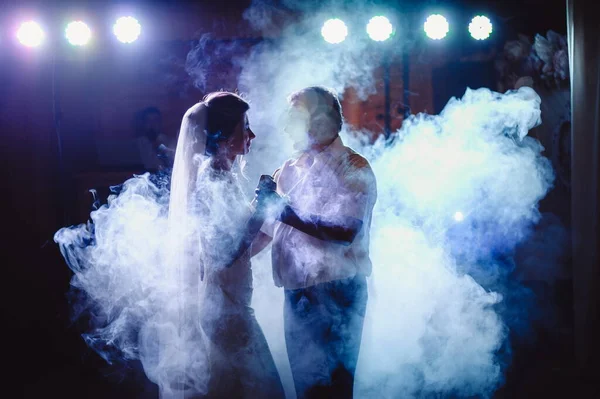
[226,113,255,156]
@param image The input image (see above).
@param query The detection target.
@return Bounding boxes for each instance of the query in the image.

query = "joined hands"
[254,175,288,220]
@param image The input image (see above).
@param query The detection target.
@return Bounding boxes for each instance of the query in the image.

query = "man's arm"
[277,206,363,245]
[268,153,375,246]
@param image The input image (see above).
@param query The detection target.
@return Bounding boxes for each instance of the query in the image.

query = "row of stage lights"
[14,14,492,48]
[322,14,493,44]
[15,16,141,47]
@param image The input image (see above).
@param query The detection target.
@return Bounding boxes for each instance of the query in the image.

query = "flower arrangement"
[495,30,569,92]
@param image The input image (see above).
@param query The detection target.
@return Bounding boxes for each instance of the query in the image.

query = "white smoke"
[243,85,551,398]
[55,1,556,398]
[236,2,554,398]
[54,174,202,395]
[55,169,251,397]
[351,87,552,398]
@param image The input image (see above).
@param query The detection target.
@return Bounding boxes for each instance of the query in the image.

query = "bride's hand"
[254,177,287,219]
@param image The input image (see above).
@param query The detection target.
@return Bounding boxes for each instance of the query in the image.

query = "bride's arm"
[250,231,272,257]
[223,173,280,266]
[223,202,270,267]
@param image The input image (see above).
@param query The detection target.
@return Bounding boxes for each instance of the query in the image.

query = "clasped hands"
[253,175,288,220]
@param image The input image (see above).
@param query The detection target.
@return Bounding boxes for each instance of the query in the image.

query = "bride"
[167,91,285,398]
[55,91,285,399]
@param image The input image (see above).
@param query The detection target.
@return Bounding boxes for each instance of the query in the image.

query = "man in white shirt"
[255,86,377,398]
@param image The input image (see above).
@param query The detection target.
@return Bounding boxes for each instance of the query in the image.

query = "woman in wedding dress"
[54,91,284,399]
[168,91,285,399]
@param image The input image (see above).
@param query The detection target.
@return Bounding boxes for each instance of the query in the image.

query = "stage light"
[468,15,492,40]
[321,18,348,44]
[454,211,465,222]
[366,16,393,42]
[424,14,449,40]
[113,16,141,43]
[65,21,91,46]
[16,21,44,47]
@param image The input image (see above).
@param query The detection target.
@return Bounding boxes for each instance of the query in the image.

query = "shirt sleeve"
[334,153,377,222]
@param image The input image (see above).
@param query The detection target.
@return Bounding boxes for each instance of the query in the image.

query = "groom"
[255,86,377,398]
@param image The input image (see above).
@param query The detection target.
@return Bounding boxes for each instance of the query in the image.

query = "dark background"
[2,0,586,397]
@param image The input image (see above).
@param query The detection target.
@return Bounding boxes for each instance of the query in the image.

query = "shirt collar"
[292,135,345,164]
[322,135,345,157]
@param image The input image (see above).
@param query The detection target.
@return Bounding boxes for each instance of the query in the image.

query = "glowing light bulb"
[321,18,348,44]
[424,14,449,40]
[66,21,91,46]
[366,16,393,42]
[454,211,465,222]
[113,16,141,43]
[17,21,44,47]
[469,15,492,40]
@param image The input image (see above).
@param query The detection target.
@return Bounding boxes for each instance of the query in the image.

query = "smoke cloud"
[55,1,557,398]
[350,87,551,398]
[237,2,554,398]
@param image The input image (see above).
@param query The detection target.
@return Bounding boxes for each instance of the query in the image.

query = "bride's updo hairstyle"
[203,92,250,156]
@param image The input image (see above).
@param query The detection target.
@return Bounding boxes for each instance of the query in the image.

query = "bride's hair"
[169,91,250,227]
[203,91,250,156]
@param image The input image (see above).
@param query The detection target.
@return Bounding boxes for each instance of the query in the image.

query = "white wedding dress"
[191,167,285,399]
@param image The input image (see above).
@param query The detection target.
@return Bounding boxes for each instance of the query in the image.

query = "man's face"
[284,101,311,150]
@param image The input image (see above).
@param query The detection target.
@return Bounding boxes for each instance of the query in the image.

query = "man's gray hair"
[287,86,343,134]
